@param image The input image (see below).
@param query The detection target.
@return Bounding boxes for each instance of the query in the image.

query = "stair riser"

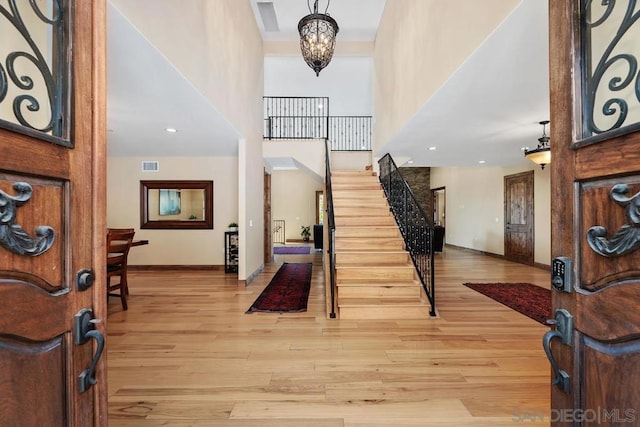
[331,182,381,191]
[338,287,422,298]
[332,190,384,198]
[335,240,404,251]
[331,171,376,177]
[332,173,377,179]
[333,199,390,208]
[335,216,395,226]
[335,227,399,238]
[337,268,416,281]
[338,306,431,320]
[334,207,391,217]
[336,252,409,265]
[332,179,380,186]
[332,197,386,203]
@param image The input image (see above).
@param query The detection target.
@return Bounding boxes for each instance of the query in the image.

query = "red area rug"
[246,263,312,313]
[462,282,551,326]
[273,246,311,255]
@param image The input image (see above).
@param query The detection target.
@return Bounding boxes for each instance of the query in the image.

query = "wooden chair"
[107,227,134,236]
[107,228,135,294]
[106,229,135,310]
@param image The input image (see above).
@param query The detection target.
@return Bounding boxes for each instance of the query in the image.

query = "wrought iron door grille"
[579,0,640,145]
[0,0,72,146]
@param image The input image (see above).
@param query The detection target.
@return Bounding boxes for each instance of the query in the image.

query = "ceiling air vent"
[257,2,279,32]
[141,161,159,172]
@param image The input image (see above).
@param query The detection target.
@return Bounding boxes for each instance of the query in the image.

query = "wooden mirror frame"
[140,180,213,229]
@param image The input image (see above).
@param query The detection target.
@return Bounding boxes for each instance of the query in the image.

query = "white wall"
[107,156,238,266]
[431,164,551,265]
[264,139,325,176]
[271,170,322,242]
[373,0,520,152]
[264,56,373,116]
[331,151,373,171]
[110,0,264,280]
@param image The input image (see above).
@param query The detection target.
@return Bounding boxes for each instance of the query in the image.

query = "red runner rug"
[462,282,551,326]
[246,263,312,313]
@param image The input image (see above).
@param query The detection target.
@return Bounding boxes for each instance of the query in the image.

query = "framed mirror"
[140,180,213,229]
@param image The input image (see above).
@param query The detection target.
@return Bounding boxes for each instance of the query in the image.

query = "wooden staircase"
[331,170,431,319]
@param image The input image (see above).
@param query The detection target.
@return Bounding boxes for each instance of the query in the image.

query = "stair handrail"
[378,153,436,317]
[325,138,337,318]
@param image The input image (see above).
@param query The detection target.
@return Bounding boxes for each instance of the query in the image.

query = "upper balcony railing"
[264,96,371,151]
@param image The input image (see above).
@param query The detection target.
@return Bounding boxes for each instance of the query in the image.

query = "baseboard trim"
[445,243,504,260]
[444,244,550,271]
[129,265,223,271]
[534,262,551,271]
[242,264,264,286]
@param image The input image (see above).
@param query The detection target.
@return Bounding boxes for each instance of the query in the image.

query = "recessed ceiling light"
[165,127,178,133]
[407,160,414,164]
[478,160,486,164]
[428,146,437,151]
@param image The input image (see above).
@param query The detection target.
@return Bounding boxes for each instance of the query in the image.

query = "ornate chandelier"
[298,0,339,77]
[525,120,551,169]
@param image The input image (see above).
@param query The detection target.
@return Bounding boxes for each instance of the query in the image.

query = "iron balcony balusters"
[263,97,372,151]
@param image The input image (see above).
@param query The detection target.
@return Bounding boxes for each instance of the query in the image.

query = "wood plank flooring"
[107,246,551,426]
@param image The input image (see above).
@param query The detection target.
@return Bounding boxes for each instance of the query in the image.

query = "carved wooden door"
[504,171,534,265]
[548,1,640,425]
[0,1,107,425]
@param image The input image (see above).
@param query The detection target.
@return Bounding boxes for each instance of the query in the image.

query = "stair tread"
[336,250,408,255]
[336,264,410,269]
[334,211,391,214]
[335,249,408,255]
[333,192,385,195]
[336,239,401,242]
[337,264,414,269]
[336,225,396,228]
[339,297,427,306]
[337,281,421,287]
[335,240,403,243]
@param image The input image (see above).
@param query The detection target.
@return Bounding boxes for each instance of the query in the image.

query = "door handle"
[74,309,105,393]
[78,329,104,393]
[542,308,573,394]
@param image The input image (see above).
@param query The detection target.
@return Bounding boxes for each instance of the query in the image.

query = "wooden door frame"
[504,170,535,265]
[430,186,445,227]
[92,2,108,423]
[263,169,272,264]
[315,190,323,225]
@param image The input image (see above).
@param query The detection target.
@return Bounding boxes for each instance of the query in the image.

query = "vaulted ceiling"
[107,0,549,168]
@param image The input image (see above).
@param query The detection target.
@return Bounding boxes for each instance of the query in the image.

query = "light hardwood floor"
[107,246,551,426]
